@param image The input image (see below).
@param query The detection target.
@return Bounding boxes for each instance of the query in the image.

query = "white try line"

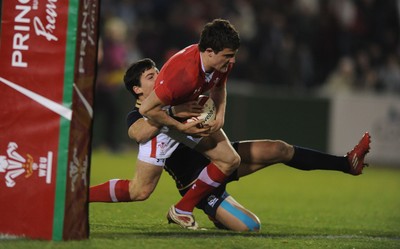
[266,234,400,240]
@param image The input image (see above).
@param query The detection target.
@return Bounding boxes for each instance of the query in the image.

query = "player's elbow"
[128,130,147,144]
[129,135,146,144]
[128,126,140,142]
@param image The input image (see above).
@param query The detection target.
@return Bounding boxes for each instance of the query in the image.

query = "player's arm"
[209,82,227,132]
[139,91,210,136]
[128,118,160,143]
[172,100,204,119]
[130,101,205,143]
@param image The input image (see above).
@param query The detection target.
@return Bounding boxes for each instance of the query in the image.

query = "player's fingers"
[183,119,203,128]
[190,104,203,112]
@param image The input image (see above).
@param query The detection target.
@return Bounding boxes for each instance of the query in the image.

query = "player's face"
[140,67,159,98]
[211,48,237,73]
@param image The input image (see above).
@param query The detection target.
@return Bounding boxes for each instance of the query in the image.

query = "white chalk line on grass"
[1,233,399,241]
[267,234,400,240]
[150,233,400,241]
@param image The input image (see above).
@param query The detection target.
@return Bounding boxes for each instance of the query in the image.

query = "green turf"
[1,149,400,249]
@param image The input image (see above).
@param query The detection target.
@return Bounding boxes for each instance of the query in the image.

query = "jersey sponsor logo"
[12,0,61,68]
[33,0,59,42]
[0,142,53,188]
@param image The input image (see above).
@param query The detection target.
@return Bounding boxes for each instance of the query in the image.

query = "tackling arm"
[128,118,160,144]
[139,91,210,136]
[139,91,182,129]
[131,99,207,143]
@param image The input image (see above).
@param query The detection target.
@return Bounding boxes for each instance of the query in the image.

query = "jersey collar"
[135,100,142,108]
[200,53,214,83]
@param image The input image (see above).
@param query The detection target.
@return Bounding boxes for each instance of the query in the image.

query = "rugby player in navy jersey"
[90,58,371,231]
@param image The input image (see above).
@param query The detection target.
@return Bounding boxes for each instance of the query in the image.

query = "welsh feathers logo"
[0,142,53,187]
[69,148,88,192]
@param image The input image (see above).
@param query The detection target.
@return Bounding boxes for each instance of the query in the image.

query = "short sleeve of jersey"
[126,108,142,128]
[154,45,200,105]
[154,68,196,105]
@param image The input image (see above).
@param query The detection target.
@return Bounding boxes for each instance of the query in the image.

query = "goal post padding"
[0,0,99,240]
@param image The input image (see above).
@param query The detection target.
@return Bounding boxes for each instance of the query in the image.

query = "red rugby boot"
[347,132,371,175]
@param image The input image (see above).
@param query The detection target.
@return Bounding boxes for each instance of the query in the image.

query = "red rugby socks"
[89,179,131,202]
[174,163,227,214]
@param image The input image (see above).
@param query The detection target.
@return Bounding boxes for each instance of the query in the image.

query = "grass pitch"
[2,149,400,249]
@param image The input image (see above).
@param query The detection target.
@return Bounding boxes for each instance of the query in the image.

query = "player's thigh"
[215,196,260,232]
[197,130,240,166]
[237,140,294,164]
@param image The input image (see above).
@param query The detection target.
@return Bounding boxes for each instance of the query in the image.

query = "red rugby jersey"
[154,44,232,106]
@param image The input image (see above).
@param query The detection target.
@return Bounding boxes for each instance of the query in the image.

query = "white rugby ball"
[185,95,216,126]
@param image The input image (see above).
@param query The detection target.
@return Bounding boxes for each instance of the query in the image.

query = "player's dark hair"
[198,19,240,53]
[124,58,156,98]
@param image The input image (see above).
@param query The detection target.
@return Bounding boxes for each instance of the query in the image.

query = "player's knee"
[216,153,241,174]
[129,185,153,201]
[231,153,241,168]
[219,199,261,232]
[226,154,241,174]
[237,213,261,232]
[272,140,292,161]
[130,190,152,201]
[248,219,261,232]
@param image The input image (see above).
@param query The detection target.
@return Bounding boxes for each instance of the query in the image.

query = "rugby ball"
[185,95,216,127]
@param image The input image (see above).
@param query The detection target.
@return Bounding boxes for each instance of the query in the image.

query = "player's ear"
[133,86,142,95]
[205,48,214,57]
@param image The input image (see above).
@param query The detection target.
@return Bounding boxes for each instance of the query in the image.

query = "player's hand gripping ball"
[185,95,216,128]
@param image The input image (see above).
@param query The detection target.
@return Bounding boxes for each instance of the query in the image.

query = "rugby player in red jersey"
[139,19,242,229]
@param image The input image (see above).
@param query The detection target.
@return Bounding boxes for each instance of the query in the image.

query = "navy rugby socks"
[286,146,348,172]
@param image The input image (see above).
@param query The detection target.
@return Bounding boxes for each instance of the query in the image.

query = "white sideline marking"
[268,235,400,240]
[144,233,400,241]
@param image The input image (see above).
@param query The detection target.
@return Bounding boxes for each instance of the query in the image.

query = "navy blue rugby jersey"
[126,100,143,129]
